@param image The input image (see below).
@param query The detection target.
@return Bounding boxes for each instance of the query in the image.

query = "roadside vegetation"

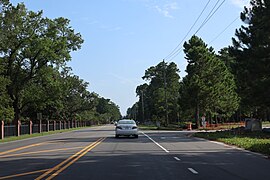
[127,0,270,129]
[194,130,270,156]
[139,124,183,131]
[0,0,121,126]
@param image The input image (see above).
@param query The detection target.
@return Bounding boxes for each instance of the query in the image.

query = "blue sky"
[10,0,249,115]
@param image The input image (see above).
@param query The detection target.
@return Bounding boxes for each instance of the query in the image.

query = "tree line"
[127,0,270,127]
[0,0,121,124]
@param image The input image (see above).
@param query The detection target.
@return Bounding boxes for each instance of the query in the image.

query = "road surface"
[0,125,269,180]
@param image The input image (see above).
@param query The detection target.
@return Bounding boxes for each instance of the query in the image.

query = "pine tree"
[230,0,270,119]
[183,36,239,126]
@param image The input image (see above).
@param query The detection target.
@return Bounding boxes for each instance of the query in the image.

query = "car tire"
[115,134,119,138]
[134,135,138,138]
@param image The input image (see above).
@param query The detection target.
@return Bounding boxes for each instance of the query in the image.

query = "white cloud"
[154,2,179,18]
[230,0,250,9]
[122,0,179,18]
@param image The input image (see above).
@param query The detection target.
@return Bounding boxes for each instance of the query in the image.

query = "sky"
[10,0,249,115]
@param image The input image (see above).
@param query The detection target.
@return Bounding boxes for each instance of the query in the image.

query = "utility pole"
[134,105,137,121]
[163,60,169,126]
[141,90,145,123]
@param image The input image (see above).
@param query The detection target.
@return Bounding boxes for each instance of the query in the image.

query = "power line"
[209,16,238,44]
[164,0,211,61]
[167,0,226,61]
[193,0,222,35]
[194,0,225,35]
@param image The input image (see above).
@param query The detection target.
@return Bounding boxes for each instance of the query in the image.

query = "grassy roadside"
[139,125,183,131]
[194,130,270,156]
[0,127,89,143]
[263,121,270,127]
[139,125,158,130]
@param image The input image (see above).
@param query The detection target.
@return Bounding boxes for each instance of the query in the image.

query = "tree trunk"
[13,96,20,124]
[195,104,200,128]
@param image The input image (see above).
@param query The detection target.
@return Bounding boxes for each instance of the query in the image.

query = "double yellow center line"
[35,137,106,180]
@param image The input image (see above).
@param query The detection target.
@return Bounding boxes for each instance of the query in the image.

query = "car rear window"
[118,120,135,124]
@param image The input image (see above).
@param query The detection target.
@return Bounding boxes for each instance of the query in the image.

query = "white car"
[115,119,138,138]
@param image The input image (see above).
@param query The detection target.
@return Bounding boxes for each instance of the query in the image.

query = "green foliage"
[181,36,239,126]
[126,102,138,120]
[0,1,121,124]
[130,61,180,125]
[195,130,270,156]
[230,0,270,118]
[0,61,13,122]
[96,97,121,122]
[126,0,270,126]
[0,1,83,121]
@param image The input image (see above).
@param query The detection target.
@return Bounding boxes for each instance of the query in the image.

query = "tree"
[230,0,270,119]
[136,83,148,123]
[0,61,13,122]
[126,102,138,121]
[20,66,63,120]
[0,1,83,122]
[141,61,180,126]
[60,74,97,120]
[96,97,121,123]
[183,35,239,126]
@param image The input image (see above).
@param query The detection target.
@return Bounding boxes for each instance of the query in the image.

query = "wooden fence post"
[59,121,62,130]
[0,121,4,139]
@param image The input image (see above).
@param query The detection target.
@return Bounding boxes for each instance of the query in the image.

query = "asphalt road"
[0,125,269,180]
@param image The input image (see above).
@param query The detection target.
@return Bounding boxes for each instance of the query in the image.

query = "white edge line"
[188,168,199,174]
[142,132,169,153]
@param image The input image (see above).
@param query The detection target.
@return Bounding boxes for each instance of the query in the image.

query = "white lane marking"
[188,168,199,174]
[174,157,181,161]
[142,132,169,153]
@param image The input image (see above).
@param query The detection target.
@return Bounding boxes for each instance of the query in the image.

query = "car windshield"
[117,120,135,125]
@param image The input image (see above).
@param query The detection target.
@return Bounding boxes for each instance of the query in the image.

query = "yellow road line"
[0,143,46,156]
[47,137,105,180]
[0,169,50,180]
[35,137,104,180]
[0,146,84,158]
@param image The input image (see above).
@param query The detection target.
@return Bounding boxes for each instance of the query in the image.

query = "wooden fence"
[0,120,92,140]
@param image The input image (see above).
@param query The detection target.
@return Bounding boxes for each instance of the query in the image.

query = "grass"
[262,121,270,127]
[194,130,270,156]
[138,125,158,130]
[139,124,183,131]
[0,127,89,143]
